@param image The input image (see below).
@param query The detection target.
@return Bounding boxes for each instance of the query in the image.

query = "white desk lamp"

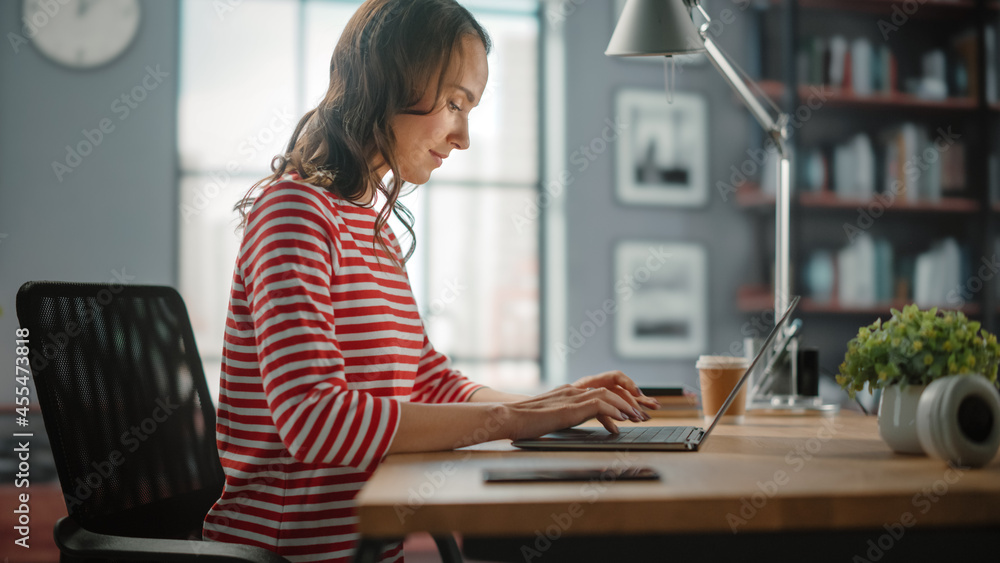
[607,0,837,412]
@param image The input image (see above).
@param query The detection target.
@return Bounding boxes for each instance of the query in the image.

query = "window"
[178,0,541,401]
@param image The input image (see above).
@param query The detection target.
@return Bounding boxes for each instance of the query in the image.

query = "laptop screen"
[699,295,800,442]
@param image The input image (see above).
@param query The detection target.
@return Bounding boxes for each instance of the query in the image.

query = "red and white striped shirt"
[203,177,483,562]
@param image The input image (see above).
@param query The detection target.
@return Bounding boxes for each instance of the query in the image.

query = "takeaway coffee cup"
[697,355,750,425]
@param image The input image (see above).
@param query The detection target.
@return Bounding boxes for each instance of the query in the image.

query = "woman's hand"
[570,370,660,433]
[501,371,660,440]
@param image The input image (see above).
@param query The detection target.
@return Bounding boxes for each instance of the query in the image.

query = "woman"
[202,1,658,561]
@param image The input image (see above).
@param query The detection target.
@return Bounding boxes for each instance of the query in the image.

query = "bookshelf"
[737,184,981,213]
[736,285,982,316]
[753,80,978,111]
[738,0,992,376]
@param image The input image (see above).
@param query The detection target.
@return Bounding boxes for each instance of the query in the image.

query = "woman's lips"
[430,150,445,167]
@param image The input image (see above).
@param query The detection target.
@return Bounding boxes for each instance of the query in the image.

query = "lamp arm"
[691,2,793,318]
[700,34,789,155]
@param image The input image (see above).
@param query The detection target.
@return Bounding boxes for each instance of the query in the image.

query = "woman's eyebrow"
[452,85,477,104]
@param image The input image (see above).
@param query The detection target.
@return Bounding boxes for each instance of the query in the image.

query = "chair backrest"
[16,281,224,540]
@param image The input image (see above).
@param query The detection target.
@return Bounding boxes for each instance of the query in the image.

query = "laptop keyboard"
[582,426,696,444]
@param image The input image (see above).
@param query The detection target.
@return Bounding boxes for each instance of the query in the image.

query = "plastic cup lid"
[696,355,750,369]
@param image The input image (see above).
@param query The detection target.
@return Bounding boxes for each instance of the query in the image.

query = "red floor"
[403,533,503,563]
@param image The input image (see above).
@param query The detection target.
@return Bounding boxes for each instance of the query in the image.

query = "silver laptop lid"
[696,295,801,444]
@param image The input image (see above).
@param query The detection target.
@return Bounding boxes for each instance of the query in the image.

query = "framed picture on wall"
[615,89,709,207]
[611,0,708,68]
[614,241,707,359]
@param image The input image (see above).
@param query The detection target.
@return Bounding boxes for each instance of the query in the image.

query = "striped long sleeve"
[410,332,485,404]
[204,178,483,563]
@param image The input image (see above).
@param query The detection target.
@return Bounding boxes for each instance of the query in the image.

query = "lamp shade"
[606,0,705,57]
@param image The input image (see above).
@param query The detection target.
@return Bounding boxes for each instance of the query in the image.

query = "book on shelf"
[941,141,965,193]
[833,133,875,200]
[875,44,896,94]
[804,249,835,304]
[914,238,962,308]
[875,238,894,305]
[640,387,700,418]
[901,123,920,200]
[798,36,828,86]
[829,35,848,89]
[851,37,873,96]
[793,122,964,206]
[806,237,969,309]
[880,122,963,203]
[837,233,878,308]
[796,30,982,100]
[800,148,829,192]
[797,35,893,94]
[952,29,977,99]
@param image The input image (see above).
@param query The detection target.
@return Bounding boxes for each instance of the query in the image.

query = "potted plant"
[836,304,1000,454]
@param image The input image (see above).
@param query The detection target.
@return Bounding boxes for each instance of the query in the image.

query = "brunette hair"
[235,0,491,268]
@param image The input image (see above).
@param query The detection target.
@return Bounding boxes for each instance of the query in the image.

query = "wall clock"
[23,0,141,69]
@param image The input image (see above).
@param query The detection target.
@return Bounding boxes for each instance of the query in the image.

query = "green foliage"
[836,304,1000,399]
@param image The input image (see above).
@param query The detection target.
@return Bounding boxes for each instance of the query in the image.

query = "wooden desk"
[354,412,1000,562]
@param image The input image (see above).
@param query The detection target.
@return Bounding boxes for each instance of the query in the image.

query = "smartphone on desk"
[483,467,660,483]
[639,387,685,396]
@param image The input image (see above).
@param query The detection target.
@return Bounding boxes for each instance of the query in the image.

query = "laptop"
[512,296,801,452]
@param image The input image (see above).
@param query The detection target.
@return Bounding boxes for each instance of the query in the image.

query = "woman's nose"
[450,118,471,151]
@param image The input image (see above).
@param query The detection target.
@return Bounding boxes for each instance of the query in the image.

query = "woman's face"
[389,35,489,185]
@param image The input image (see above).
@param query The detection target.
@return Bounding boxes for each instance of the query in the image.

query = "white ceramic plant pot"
[878,384,928,455]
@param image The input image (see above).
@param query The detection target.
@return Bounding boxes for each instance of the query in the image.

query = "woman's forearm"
[384,401,512,455]
[466,386,530,403]
[384,374,659,456]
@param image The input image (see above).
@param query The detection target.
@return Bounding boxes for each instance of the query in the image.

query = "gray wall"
[0,0,179,404]
[560,1,758,390]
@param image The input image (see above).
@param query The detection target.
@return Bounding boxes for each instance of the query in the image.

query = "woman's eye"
[449,102,462,112]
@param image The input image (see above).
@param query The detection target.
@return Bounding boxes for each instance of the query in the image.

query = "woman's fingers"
[589,372,664,418]
[607,371,644,397]
[614,386,657,420]
[596,414,619,434]
[562,378,662,420]
[607,372,661,410]
[508,378,659,438]
[591,371,637,391]
[574,371,650,398]
[637,395,660,410]
[581,387,647,422]
[593,384,651,422]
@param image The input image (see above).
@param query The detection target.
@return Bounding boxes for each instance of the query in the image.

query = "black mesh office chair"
[16,281,289,562]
